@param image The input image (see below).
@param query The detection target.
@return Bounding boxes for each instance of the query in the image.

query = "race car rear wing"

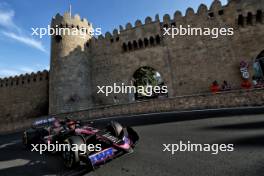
[32,117,56,128]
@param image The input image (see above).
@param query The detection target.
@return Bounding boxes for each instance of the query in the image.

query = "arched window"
[247,12,253,25]
[253,50,264,83]
[150,37,155,46]
[81,28,87,34]
[144,38,149,47]
[156,35,161,45]
[138,39,143,48]
[238,15,244,26]
[133,40,138,49]
[256,10,262,23]
[128,42,132,51]
[122,43,127,52]
[218,10,224,16]
[132,66,168,100]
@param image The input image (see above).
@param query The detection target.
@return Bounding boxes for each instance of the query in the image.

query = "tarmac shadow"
[0,141,91,176]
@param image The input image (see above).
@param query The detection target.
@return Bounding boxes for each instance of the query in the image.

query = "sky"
[0,0,227,78]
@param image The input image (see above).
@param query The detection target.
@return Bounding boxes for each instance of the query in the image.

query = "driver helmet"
[67,120,76,130]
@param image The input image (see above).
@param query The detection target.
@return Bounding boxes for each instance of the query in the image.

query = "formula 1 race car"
[23,117,139,169]
[62,121,139,169]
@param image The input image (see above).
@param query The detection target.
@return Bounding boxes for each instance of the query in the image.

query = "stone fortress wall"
[88,0,264,107]
[0,71,49,131]
[1,0,264,131]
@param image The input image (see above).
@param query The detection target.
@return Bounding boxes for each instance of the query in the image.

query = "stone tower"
[49,12,93,114]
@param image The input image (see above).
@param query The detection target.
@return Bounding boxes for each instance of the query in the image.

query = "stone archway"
[253,50,264,79]
[130,66,168,101]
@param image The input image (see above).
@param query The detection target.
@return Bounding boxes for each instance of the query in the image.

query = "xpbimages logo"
[163,141,234,155]
[97,83,168,96]
[31,141,102,155]
[163,25,234,39]
[31,25,102,38]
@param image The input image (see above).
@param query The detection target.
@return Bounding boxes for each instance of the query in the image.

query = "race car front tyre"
[126,127,139,148]
[62,136,84,168]
[107,121,125,139]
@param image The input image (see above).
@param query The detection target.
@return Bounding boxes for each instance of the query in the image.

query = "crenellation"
[155,14,160,21]
[53,13,63,21]
[0,70,49,89]
[51,13,91,30]
[163,14,171,24]
[197,4,208,16]
[185,7,195,17]
[86,29,121,50]
[105,32,112,40]
[135,20,142,27]
[125,22,133,30]
[119,25,124,31]
[145,16,152,24]
[113,29,119,36]
[210,0,223,12]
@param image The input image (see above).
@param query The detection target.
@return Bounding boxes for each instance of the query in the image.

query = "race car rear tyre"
[62,136,84,168]
[23,131,35,148]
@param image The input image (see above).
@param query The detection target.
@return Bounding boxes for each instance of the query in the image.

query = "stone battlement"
[86,0,264,55]
[0,70,49,88]
[51,12,92,29]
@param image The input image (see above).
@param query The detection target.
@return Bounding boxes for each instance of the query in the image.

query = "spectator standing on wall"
[221,80,231,91]
[210,81,220,94]
[113,96,119,104]
[241,79,252,89]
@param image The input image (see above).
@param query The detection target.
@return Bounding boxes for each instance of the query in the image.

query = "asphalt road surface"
[1,113,264,176]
